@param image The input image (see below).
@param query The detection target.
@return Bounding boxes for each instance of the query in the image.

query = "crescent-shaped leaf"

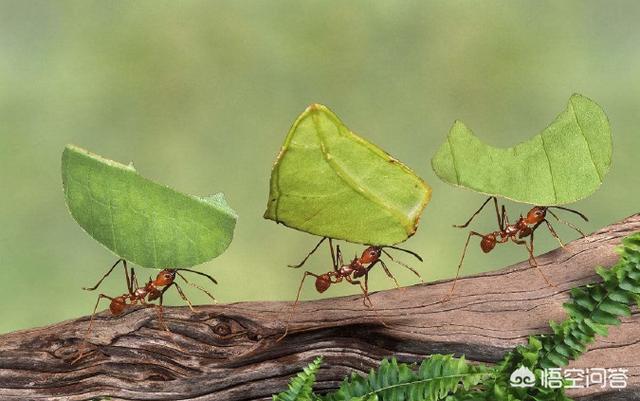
[431,94,611,205]
[62,145,237,268]
[264,104,432,246]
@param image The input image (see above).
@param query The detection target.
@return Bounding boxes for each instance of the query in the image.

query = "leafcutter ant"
[72,259,217,363]
[278,237,424,340]
[447,196,588,300]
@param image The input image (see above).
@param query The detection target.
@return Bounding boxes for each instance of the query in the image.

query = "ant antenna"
[381,249,424,283]
[174,268,218,285]
[548,206,589,221]
[175,271,217,303]
[382,245,424,262]
[546,209,587,237]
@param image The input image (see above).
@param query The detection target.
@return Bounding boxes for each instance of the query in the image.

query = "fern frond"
[486,232,640,400]
[274,356,323,401]
[537,233,640,368]
[322,355,489,401]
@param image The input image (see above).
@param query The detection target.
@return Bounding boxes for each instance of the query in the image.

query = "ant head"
[525,206,547,224]
[315,274,331,293]
[360,246,382,264]
[154,269,176,286]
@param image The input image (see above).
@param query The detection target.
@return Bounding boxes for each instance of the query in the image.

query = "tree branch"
[1,214,639,401]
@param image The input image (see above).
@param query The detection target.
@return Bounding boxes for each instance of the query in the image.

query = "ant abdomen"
[480,234,496,253]
[315,274,331,293]
[109,296,127,315]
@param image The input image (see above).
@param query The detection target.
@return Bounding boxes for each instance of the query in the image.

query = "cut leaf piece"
[264,104,431,246]
[431,94,611,205]
[62,145,237,268]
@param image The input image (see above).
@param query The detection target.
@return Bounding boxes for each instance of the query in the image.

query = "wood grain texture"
[1,214,639,401]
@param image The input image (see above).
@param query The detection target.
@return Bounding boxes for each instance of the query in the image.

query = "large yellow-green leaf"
[62,145,237,268]
[431,94,611,205]
[264,104,432,246]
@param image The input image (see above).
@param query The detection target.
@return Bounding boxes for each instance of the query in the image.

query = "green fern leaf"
[322,356,488,401]
[274,357,323,401]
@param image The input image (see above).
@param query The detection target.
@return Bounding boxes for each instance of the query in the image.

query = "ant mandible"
[446,196,588,300]
[279,237,424,340]
[72,259,217,363]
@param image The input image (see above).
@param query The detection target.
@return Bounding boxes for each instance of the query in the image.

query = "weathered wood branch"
[1,215,639,401]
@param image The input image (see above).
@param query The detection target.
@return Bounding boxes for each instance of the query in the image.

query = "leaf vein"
[569,97,603,181]
[539,134,558,204]
[447,133,461,185]
[312,112,411,232]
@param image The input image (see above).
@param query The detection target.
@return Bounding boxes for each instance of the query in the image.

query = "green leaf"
[545,352,569,367]
[583,318,610,336]
[62,145,237,268]
[599,299,631,317]
[321,356,488,401]
[273,357,323,401]
[264,104,432,246]
[431,94,611,205]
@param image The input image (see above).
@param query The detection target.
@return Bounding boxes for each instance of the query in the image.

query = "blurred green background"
[1,1,639,334]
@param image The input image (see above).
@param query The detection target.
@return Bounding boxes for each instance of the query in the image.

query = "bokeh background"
[1,1,639,334]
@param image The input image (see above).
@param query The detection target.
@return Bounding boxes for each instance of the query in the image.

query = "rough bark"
[1,214,639,401]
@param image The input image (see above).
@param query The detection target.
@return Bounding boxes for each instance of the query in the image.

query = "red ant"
[447,196,588,299]
[72,259,217,363]
[278,237,424,340]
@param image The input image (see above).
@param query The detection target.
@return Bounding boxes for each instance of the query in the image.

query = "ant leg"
[454,196,497,229]
[152,294,172,333]
[288,237,327,268]
[163,282,195,312]
[277,271,322,342]
[360,275,373,308]
[381,250,424,283]
[173,282,196,311]
[329,238,336,270]
[348,275,389,326]
[525,232,555,287]
[346,276,372,307]
[145,294,185,352]
[511,237,535,264]
[547,209,586,238]
[541,218,566,248]
[446,231,484,301]
[335,244,344,269]
[130,267,139,293]
[377,260,401,289]
[83,259,128,291]
[175,271,216,303]
[501,204,510,229]
[72,293,115,364]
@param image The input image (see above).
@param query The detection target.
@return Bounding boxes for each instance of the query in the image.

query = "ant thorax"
[504,224,519,236]
[338,263,357,276]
